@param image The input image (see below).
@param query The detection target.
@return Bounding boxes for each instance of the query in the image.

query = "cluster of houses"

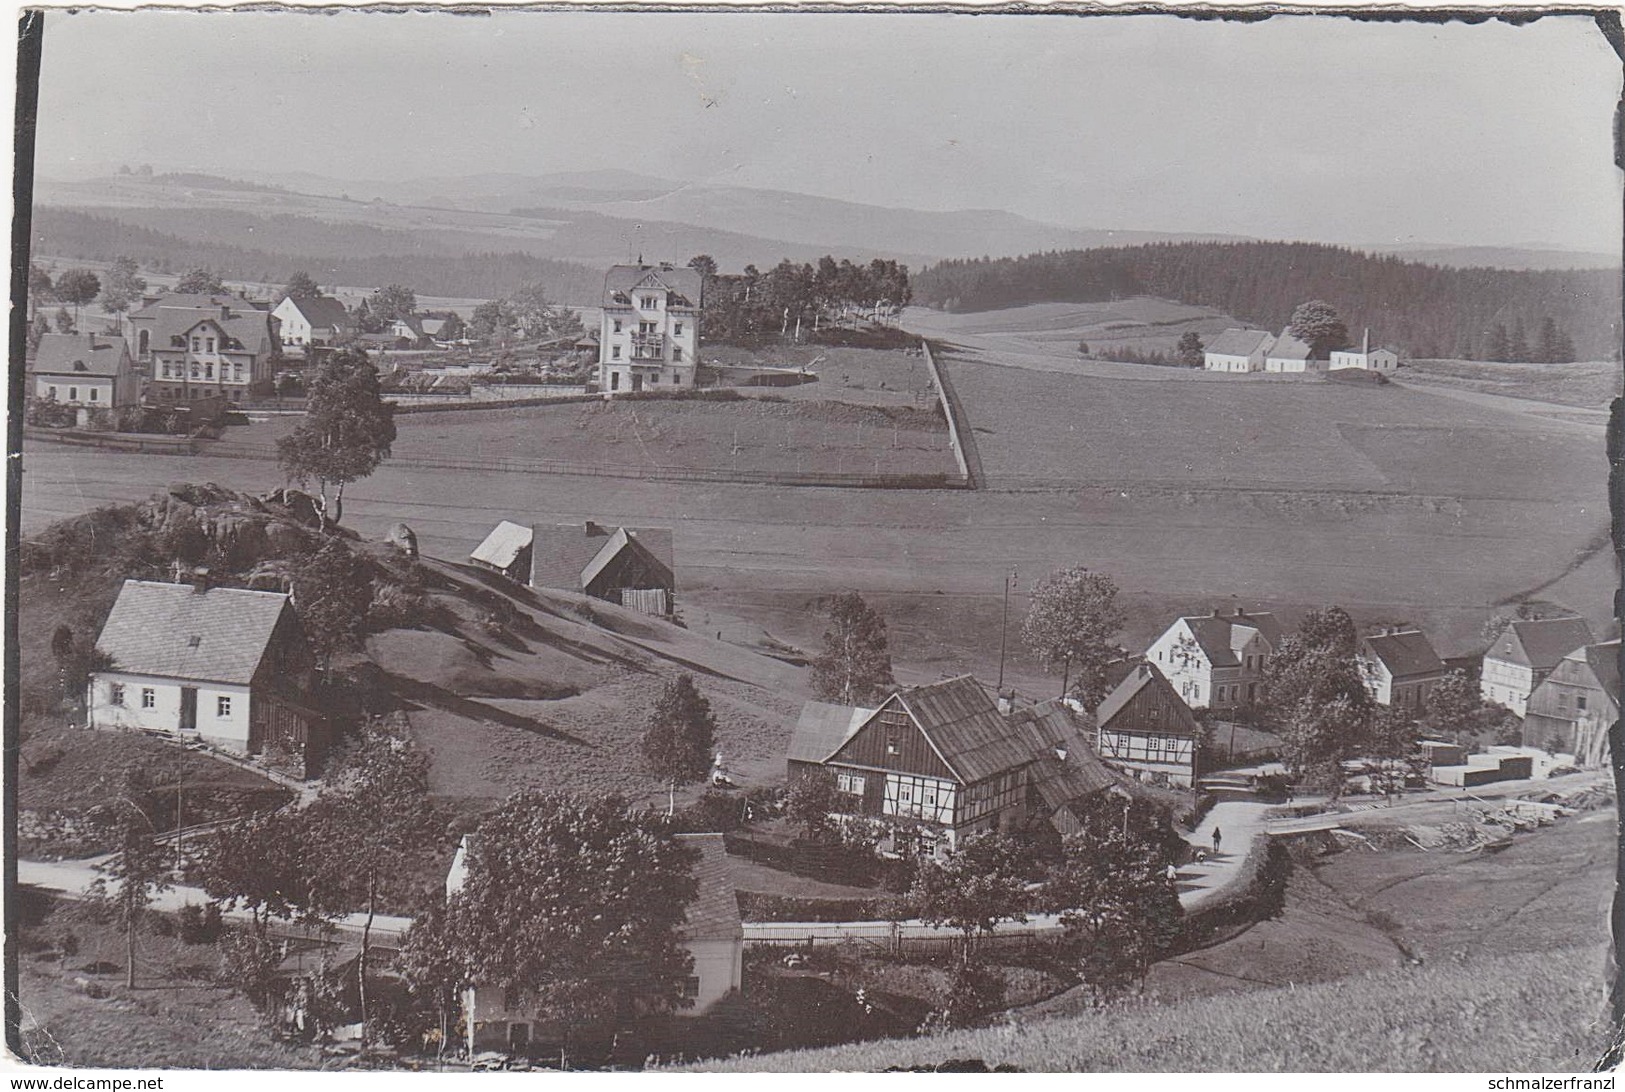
[1203,327,1399,374]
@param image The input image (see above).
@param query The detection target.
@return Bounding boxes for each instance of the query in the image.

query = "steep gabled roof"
[1176,611,1283,667]
[33,333,130,377]
[285,295,351,329]
[470,520,533,570]
[1362,629,1445,680]
[95,579,292,685]
[530,522,675,592]
[603,264,704,309]
[1581,639,1621,700]
[892,677,1098,785]
[1096,662,1201,739]
[1487,617,1594,672]
[674,833,742,942]
[1204,328,1274,357]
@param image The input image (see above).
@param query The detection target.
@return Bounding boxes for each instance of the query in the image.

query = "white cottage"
[1145,608,1284,711]
[1358,628,1446,711]
[1329,330,1399,373]
[1264,328,1313,373]
[270,295,352,351]
[1202,329,1275,373]
[87,574,326,772]
[32,333,140,411]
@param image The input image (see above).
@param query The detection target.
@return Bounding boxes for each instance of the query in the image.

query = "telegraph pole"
[996,567,1018,692]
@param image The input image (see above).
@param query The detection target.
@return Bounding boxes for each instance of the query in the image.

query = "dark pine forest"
[913,241,1620,361]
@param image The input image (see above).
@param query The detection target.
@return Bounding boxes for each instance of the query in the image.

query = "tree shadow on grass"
[379,670,592,746]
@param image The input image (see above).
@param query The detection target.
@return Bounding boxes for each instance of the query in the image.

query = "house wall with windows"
[36,375,117,408]
[1145,615,1274,712]
[1481,657,1536,715]
[86,672,253,751]
[598,265,702,395]
[148,318,267,403]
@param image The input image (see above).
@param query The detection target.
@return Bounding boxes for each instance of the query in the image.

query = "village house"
[31,333,140,414]
[1480,616,1594,716]
[1202,328,1275,373]
[598,262,702,394]
[130,294,280,403]
[86,573,327,775]
[1263,328,1313,373]
[1522,639,1619,768]
[270,295,353,352]
[446,831,741,1054]
[1093,662,1203,788]
[530,520,675,618]
[787,675,1119,854]
[1329,330,1399,373]
[1145,608,1283,711]
[1357,627,1446,711]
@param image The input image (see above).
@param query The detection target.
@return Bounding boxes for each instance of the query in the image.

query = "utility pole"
[996,568,1018,692]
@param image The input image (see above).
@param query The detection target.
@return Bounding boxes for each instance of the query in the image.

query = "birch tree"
[276,348,396,531]
[811,591,896,706]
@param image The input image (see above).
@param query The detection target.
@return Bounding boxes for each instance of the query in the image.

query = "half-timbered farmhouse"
[87,573,327,775]
[787,675,1119,852]
[1094,662,1202,788]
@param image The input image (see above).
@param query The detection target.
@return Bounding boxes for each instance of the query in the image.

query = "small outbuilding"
[531,520,675,618]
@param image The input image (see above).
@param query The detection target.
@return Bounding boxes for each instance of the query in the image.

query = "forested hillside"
[913,241,1620,360]
[31,207,602,303]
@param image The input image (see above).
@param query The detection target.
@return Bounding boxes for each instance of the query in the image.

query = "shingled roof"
[788,701,873,763]
[1096,661,1201,739]
[1205,328,1274,357]
[1580,639,1620,700]
[33,333,130,377]
[602,264,703,310]
[95,579,292,685]
[674,833,742,942]
[890,677,1098,785]
[1362,629,1445,680]
[1487,617,1594,672]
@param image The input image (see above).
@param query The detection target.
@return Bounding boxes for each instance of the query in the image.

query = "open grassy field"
[1402,357,1620,410]
[904,298,1243,363]
[22,317,1612,692]
[691,812,1616,1072]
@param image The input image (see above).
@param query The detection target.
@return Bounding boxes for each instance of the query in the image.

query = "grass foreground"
[686,943,1613,1072]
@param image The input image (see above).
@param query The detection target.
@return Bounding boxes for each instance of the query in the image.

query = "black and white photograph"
[7,5,1624,1074]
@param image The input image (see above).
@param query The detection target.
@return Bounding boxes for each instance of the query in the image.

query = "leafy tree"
[1020,566,1126,706]
[810,592,897,706]
[199,809,320,936]
[99,257,146,328]
[1176,331,1205,368]
[276,348,396,530]
[687,254,718,279]
[1045,827,1181,1003]
[53,268,101,326]
[1287,299,1350,359]
[421,792,700,1059]
[282,271,321,301]
[1260,606,1373,789]
[469,298,516,342]
[299,727,437,1042]
[28,260,54,317]
[53,307,75,334]
[367,284,417,323]
[785,768,841,844]
[642,674,717,815]
[923,958,1006,1030]
[508,283,582,341]
[87,772,173,989]
[174,267,227,294]
[290,540,374,671]
[436,311,466,341]
[1077,340,1091,356]
[906,832,1030,962]
[26,311,50,352]
[1365,704,1421,801]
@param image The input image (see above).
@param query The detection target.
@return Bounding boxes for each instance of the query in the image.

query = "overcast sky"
[34,10,1623,250]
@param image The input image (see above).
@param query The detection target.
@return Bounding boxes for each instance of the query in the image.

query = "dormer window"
[72,360,87,371]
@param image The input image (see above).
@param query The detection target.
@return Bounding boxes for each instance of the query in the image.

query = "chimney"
[1211,607,1221,618]
[996,689,1014,716]
[584,520,605,536]
[1362,328,1370,354]
[220,304,231,322]
[191,566,211,594]
[1234,606,1246,617]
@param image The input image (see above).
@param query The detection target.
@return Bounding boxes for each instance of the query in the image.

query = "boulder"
[386,523,419,558]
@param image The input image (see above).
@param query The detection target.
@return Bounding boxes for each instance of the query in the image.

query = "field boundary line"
[920,340,979,488]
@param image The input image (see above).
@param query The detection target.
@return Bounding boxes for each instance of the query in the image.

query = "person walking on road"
[1211,826,1222,855]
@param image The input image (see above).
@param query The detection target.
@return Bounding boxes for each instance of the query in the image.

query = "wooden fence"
[920,341,974,487]
[23,426,200,455]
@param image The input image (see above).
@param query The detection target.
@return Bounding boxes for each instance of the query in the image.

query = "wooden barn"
[469,520,534,583]
[787,675,1120,853]
[529,521,675,618]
